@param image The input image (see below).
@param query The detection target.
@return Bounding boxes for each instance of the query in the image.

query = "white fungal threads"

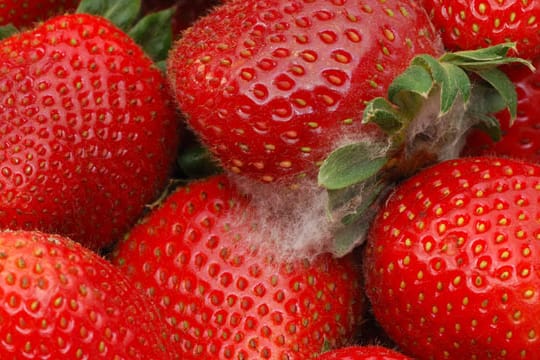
[404,87,476,162]
[227,175,332,261]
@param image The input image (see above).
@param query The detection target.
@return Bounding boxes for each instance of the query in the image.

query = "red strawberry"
[0,12,180,250]
[0,0,80,28]
[421,0,540,59]
[110,174,364,359]
[0,230,178,359]
[463,57,540,163]
[364,157,540,359]
[168,0,441,184]
[318,346,411,360]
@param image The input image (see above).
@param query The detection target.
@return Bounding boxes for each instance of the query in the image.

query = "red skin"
[0,230,178,359]
[463,58,540,163]
[364,157,540,359]
[421,0,540,59]
[168,0,441,184]
[0,0,80,28]
[0,14,180,250]
[318,346,411,360]
[110,175,365,359]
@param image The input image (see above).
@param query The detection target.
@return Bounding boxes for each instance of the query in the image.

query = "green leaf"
[470,114,503,142]
[440,42,533,71]
[0,24,18,40]
[332,219,371,257]
[318,142,388,190]
[411,55,471,114]
[329,180,386,256]
[439,63,471,112]
[468,84,508,115]
[339,182,385,225]
[128,7,175,62]
[387,63,434,105]
[155,60,167,73]
[475,68,518,123]
[177,144,222,179]
[362,97,402,134]
[442,43,515,63]
[77,0,141,31]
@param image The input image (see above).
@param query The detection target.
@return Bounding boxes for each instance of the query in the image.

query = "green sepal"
[337,182,385,226]
[412,55,472,114]
[464,84,507,141]
[318,142,388,190]
[331,218,371,257]
[387,63,433,106]
[474,68,518,124]
[77,0,141,31]
[440,43,533,70]
[77,0,174,63]
[362,97,402,134]
[177,144,222,179]
[128,7,175,62]
[328,181,386,257]
[0,24,18,40]
[469,114,503,142]
[155,60,167,73]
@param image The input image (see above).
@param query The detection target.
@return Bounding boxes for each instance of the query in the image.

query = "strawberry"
[363,157,540,359]
[0,6,180,250]
[110,174,364,359]
[318,346,411,360]
[421,0,540,59]
[0,0,80,28]
[168,0,441,184]
[463,57,540,163]
[0,230,178,359]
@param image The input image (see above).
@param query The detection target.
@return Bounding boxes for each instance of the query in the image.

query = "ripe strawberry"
[110,174,364,359]
[0,0,80,28]
[168,0,441,184]
[0,12,179,250]
[364,157,540,359]
[318,346,411,360]
[421,0,540,59]
[0,230,178,359]
[463,57,540,163]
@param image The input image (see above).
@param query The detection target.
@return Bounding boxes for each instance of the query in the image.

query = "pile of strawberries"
[0,0,540,359]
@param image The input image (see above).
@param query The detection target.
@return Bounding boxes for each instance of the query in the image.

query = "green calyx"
[318,42,533,256]
[364,43,532,138]
[77,0,174,63]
